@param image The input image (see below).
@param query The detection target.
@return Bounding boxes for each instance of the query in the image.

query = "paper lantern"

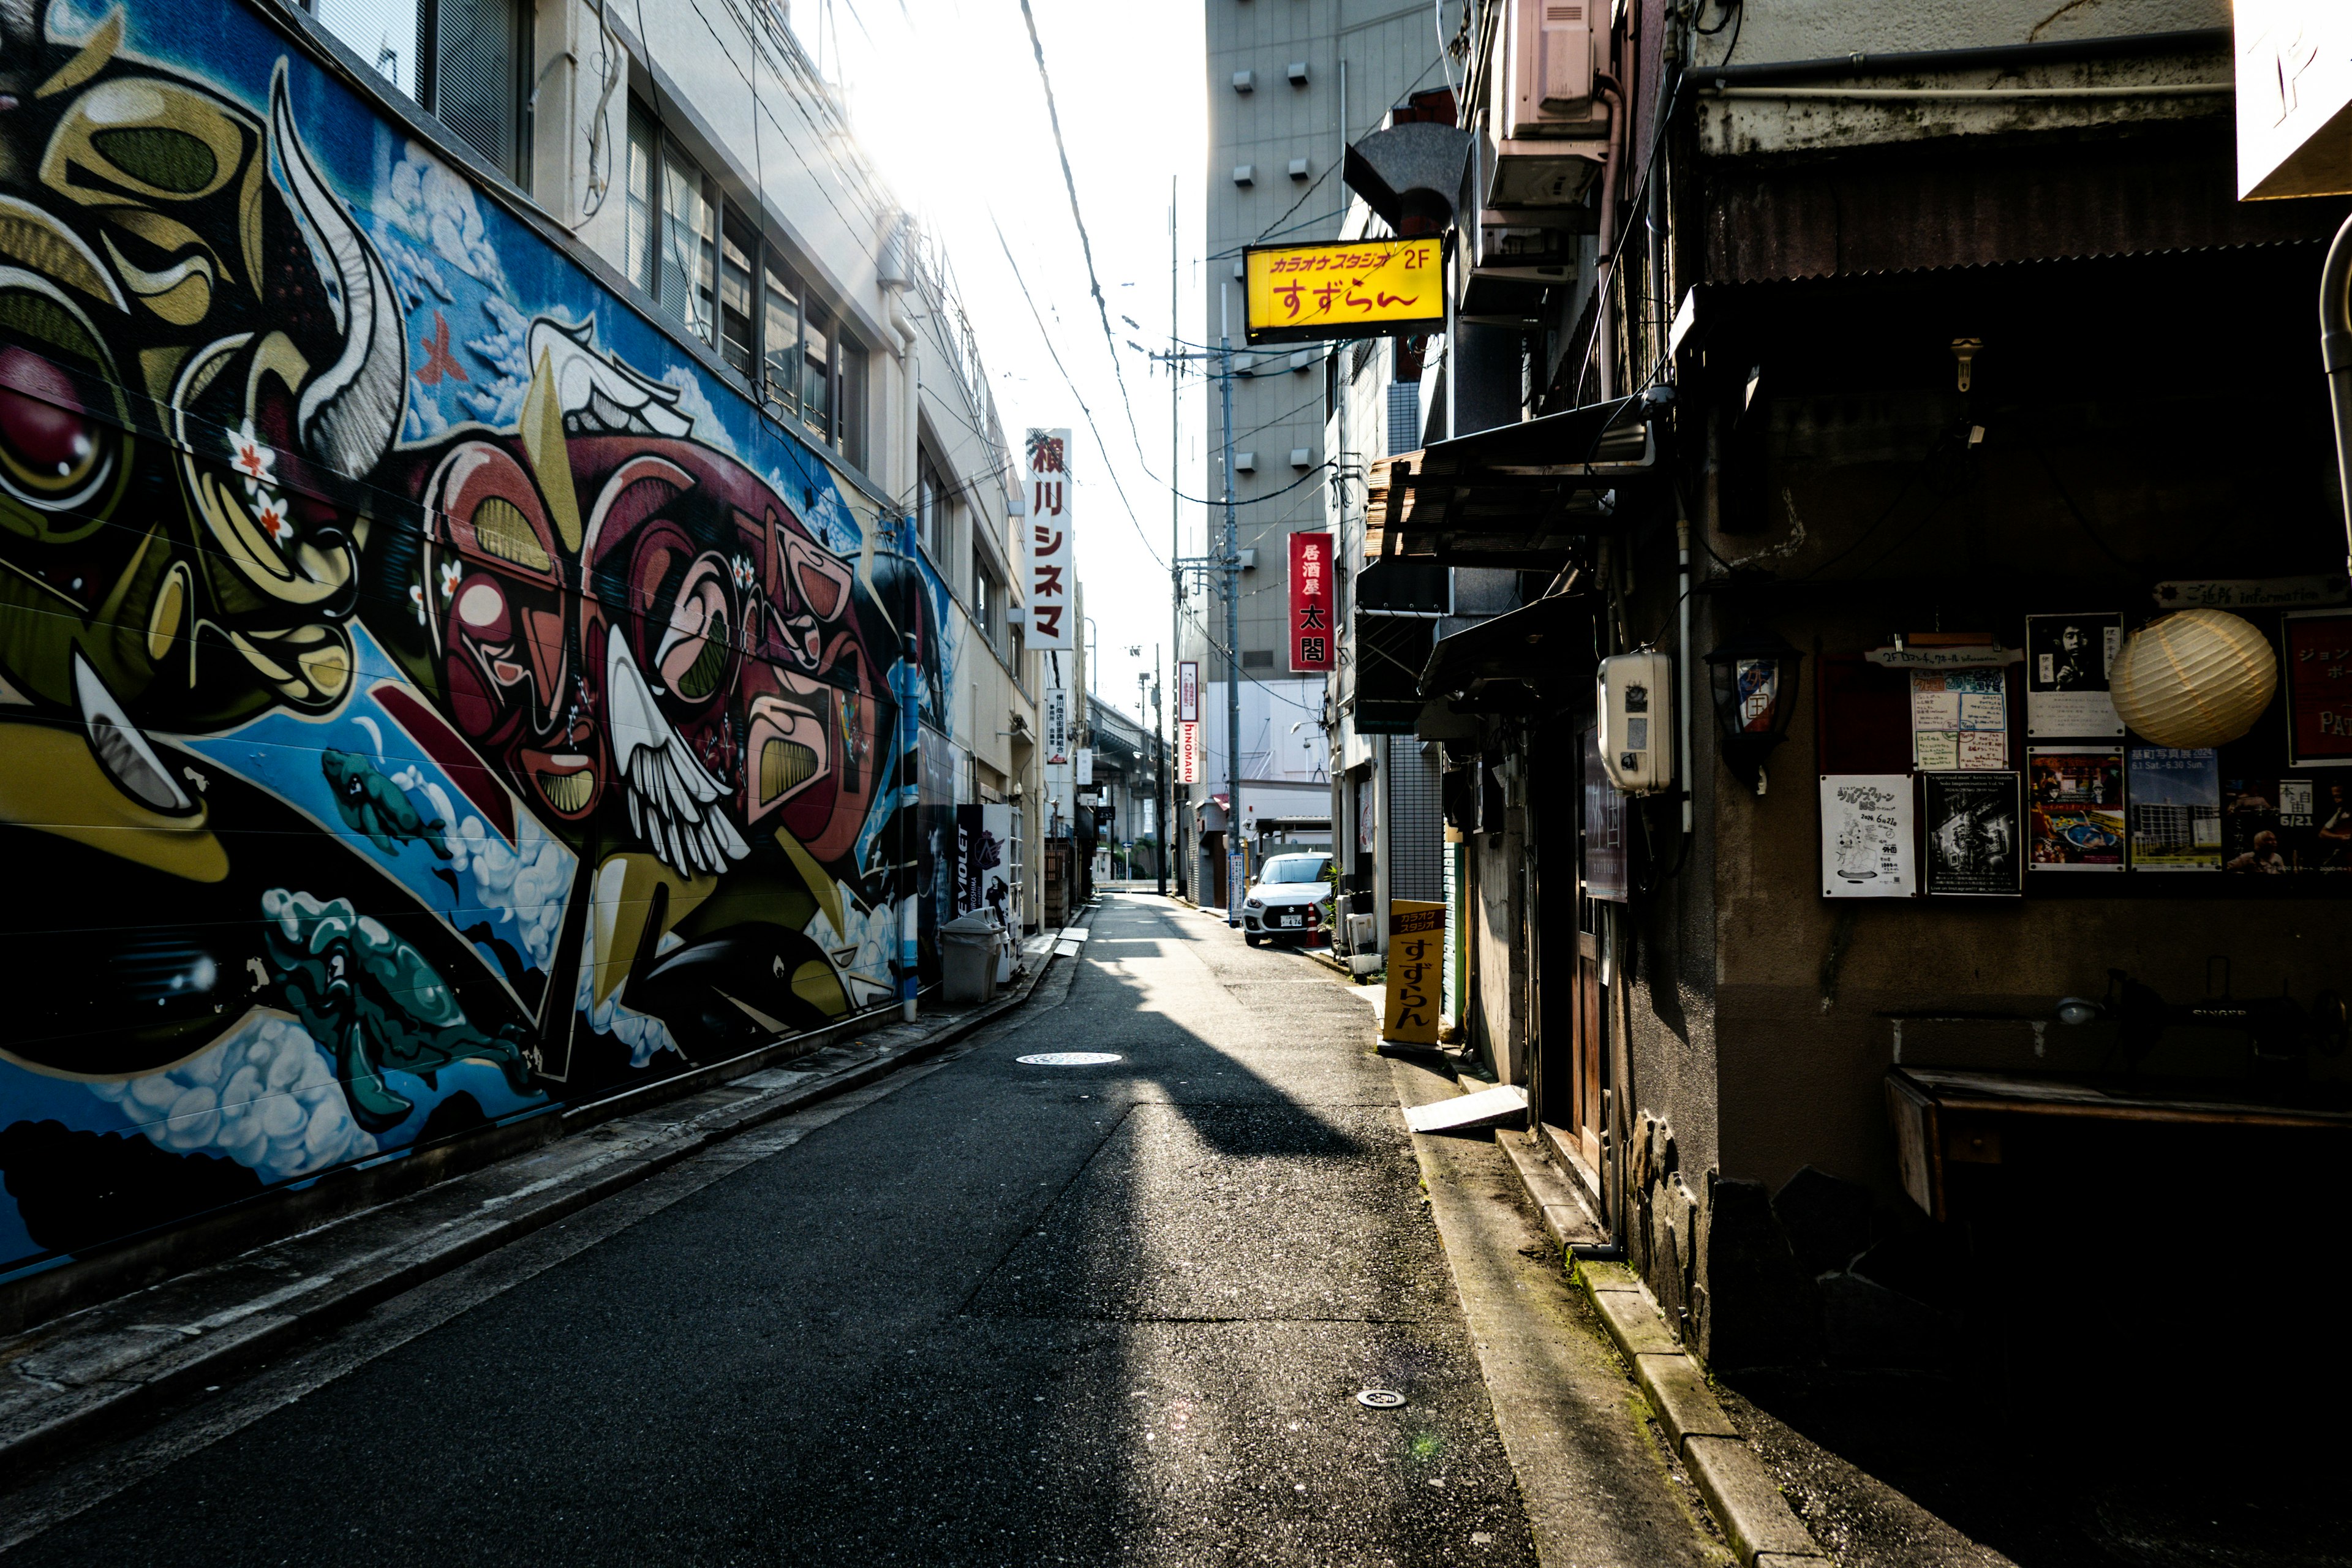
[2109,609,2277,748]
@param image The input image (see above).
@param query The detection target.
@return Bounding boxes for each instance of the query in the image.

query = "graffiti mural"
[0,1,951,1279]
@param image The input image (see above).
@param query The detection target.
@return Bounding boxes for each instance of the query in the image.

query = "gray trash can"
[940,911,1001,1003]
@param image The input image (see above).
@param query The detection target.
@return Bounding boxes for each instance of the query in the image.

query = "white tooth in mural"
[73,654,194,813]
[605,636,748,878]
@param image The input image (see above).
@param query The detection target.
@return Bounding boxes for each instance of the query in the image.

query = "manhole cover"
[1356,1389,1406,1409]
[1016,1052,1123,1066]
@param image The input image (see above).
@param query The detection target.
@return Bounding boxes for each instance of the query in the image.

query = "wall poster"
[1583,726,1628,902]
[1820,775,1917,897]
[2125,748,2222,871]
[2028,748,2126,870]
[1911,671,2008,770]
[1921,772,2022,895]
[2024,613,2124,738]
[2283,609,2352,767]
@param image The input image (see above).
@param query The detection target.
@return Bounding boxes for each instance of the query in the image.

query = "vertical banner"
[1025,428,1072,649]
[1289,531,1335,671]
[1076,748,1094,785]
[1044,687,1069,765]
[1382,900,1446,1044]
[1178,721,1201,782]
[1178,660,1200,723]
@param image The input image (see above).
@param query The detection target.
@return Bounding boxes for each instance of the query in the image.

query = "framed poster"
[2283,609,2352,767]
[2125,748,2221,871]
[2024,613,2124,739]
[1921,772,2022,895]
[2028,748,2125,870]
[1911,670,2008,770]
[1820,775,1916,898]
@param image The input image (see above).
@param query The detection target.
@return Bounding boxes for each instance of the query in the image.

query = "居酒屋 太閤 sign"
[1243,237,1445,347]
[1290,532,1333,673]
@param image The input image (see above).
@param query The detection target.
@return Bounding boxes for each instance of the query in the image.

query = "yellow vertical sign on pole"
[1382,900,1446,1045]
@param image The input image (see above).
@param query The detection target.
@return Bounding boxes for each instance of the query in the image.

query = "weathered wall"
[0,0,976,1284]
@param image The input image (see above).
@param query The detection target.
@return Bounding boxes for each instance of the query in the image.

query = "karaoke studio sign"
[1026,428,1073,650]
[1290,532,1334,673]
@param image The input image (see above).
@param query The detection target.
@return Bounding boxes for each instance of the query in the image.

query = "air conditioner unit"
[1513,0,1595,122]
[1493,0,1608,205]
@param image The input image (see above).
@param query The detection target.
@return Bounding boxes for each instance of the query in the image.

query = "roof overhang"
[1367,398,1659,564]
[1418,591,1597,705]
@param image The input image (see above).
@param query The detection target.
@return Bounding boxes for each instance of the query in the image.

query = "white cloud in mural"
[402,388,450,444]
[87,1016,379,1184]
[660,367,737,456]
[399,773,570,971]
[384,241,452,314]
[574,959,684,1069]
[460,296,533,430]
[805,895,899,1010]
[383,141,506,290]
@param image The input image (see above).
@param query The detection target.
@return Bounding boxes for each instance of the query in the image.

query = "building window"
[802,303,833,443]
[718,208,757,377]
[975,559,1005,655]
[426,0,532,186]
[918,454,949,563]
[762,265,800,416]
[838,339,867,470]
[658,141,718,347]
[1386,382,1421,457]
[625,101,657,293]
[1242,649,1275,669]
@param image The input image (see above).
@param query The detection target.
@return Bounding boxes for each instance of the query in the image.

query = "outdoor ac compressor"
[1597,651,1675,794]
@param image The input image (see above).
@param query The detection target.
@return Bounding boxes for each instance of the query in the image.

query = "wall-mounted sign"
[1178,720,1201,783]
[1289,531,1335,672]
[2236,2,2352,200]
[1025,428,1072,649]
[2155,576,2348,611]
[1044,687,1069,765]
[2285,609,2352,766]
[1243,236,1446,346]
[1178,660,1200,723]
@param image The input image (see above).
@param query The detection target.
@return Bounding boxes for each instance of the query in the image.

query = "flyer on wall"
[2283,609,2352,768]
[1910,669,2008,770]
[1921,772,2023,895]
[2125,748,2222,871]
[2028,747,2126,870]
[2024,613,2124,739]
[1820,775,1916,898]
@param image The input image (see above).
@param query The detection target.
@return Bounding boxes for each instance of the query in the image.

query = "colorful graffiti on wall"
[0,1,954,1278]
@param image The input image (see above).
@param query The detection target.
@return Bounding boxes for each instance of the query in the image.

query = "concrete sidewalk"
[0,917,1088,1485]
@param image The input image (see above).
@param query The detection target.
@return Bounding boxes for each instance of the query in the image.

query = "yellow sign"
[1244,237,1446,346]
[1381,899,1446,1045]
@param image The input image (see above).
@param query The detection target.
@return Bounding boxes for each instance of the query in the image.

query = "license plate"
[1279,914,1301,927]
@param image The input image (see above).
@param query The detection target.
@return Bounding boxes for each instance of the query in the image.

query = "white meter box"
[1597,652,1675,794]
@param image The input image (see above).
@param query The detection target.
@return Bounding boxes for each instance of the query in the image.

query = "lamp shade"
[2109,609,2277,748]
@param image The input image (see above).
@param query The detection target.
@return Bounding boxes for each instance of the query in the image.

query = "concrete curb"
[0,921,1085,1483]
[1579,1262,1830,1566]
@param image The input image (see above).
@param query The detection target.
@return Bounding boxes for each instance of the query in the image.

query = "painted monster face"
[418,441,608,821]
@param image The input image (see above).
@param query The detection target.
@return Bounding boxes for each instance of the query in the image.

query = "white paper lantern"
[2109,608,2277,748]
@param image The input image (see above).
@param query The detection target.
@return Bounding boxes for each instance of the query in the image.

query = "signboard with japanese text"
[2285,609,2352,766]
[1243,236,1446,347]
[1289,532,1335,672]
[1044,687,1069,765]
[1025,428,1073,649]
[1178,721,1201,783]
[1178,660,1200,723]
[1381,901,1446,1045]
[2236,2,2352,200]
[1076,748,1094,786]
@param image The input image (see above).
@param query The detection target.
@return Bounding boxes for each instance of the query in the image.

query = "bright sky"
[818,0,1208,739]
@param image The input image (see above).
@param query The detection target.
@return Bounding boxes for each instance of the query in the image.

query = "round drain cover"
[1016,1052,1123,1066]
[1356,1389,1406,1409]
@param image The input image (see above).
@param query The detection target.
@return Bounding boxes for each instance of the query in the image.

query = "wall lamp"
[1701,628,1803,796]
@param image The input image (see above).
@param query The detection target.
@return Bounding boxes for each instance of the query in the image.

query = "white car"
[1240,851,1333,947]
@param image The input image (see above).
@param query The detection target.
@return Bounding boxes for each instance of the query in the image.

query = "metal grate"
[1385,736,1444,901]
[1386,382,1421,456]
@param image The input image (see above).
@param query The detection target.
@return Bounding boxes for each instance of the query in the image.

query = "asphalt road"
[9,895,1608,1566]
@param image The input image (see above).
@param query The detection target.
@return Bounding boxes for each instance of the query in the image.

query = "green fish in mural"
[322,749,451,861]
[261,889,537,1133]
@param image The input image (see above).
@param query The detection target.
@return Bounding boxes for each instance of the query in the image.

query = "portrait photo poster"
[1922,771,2023,895]
[2125,748,2220,872]
[1820,774,1917,898]
[2028,747,2126,870]
[2024,612,2124,739]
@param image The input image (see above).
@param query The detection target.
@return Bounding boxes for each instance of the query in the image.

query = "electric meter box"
[1597,652,1675,794]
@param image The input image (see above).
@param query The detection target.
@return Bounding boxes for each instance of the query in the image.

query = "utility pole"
[1220,284,1242,927]
[1153,650,1168,897]
[1169,176,1188,904]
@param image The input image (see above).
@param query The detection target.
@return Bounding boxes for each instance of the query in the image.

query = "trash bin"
[940,911,1001,1003]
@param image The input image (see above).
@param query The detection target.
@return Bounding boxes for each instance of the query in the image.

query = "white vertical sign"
[1178,660,1200,723]
[1044,687,1069,764]
[1025,428,1073,649]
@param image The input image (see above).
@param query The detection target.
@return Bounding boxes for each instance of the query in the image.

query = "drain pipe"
[1594,75,1626,401]
[2323,212,2352,577]
[886,239,922,1024]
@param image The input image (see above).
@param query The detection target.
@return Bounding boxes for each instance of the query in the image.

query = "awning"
[1347,614,1439,736]
[1417,592,1597,707]
[1365,398,1657,566]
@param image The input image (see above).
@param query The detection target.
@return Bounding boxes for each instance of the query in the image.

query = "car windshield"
[1260,856,1327,884]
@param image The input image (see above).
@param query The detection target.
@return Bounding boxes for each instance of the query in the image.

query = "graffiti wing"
[606,638,749,878]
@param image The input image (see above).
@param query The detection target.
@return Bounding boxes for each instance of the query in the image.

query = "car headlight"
[1245,897,1263,910]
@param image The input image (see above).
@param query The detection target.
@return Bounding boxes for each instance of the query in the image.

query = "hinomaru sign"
[2237,1,2352,200]
[1243,236,1446,347]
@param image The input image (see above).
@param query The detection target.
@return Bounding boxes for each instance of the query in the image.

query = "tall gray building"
[1184,0,1440,903]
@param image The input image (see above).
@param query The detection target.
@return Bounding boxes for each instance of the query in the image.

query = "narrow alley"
[0,898,1720,1566]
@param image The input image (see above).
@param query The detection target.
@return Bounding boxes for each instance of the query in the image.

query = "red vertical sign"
[1289,531,1334,673]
